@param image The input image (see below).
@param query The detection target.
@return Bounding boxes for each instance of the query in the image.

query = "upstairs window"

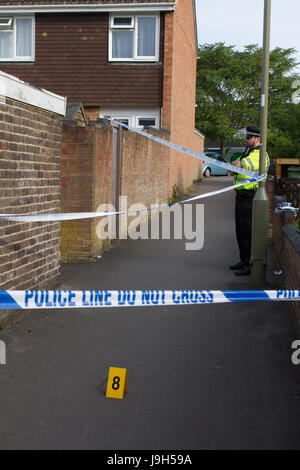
[0,16,34,61]
[109,14,159,62]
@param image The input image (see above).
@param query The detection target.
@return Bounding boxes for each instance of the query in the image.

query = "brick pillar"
[162,11,174,130]
[84,107,100,122]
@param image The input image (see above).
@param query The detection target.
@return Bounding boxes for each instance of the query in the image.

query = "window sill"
[0,59,35,63]
[109,61,162,66]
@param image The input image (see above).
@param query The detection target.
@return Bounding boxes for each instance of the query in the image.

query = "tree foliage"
[195,43,300,157]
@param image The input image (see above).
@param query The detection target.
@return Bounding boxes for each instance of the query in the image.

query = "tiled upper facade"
[0,12,165,107]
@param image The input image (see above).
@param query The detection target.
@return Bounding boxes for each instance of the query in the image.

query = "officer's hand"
[231,159,242,168]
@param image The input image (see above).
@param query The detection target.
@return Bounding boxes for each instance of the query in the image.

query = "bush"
[168,184,183,205]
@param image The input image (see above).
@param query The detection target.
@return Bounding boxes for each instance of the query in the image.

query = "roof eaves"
[0,2,177,13]
[193,0,198,51]
[194,128,205,140]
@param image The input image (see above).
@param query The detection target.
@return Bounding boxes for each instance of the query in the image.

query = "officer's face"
[245,135,255,147]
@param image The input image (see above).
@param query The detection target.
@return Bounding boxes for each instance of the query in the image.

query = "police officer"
[230,126,270,276]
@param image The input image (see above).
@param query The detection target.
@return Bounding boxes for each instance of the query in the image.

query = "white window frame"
[0,18,13,27]
[111,16,134,29]
[0,15,35,62]
[111,116,131,126]
[109,13,159,62]
[100,107,160,130]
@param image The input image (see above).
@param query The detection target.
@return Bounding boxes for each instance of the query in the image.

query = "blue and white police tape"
[0,116,266,223]
[0,176,265,223]
[274,202,299,214]
[107,117,261,179]
[0,289,299,309]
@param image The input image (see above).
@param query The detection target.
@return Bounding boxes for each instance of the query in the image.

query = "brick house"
[0,0,204,191]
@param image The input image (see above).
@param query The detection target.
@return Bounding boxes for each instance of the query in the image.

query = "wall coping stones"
[282,224,300,257]
[0,70,66,116]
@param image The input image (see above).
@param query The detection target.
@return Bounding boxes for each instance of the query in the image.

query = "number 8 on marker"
[106,367,128,399]
[112,376,120,390]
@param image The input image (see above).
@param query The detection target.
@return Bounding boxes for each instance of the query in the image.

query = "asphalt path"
[0,176,300,450]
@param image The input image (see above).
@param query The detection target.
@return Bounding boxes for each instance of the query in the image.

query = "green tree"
[267,103,300,158]
[196,42,299,157]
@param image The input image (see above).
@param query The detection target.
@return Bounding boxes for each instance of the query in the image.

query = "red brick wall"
[0,12,164,108]
[61,124,112,261]
[273,213,300,330]
[121,127,170,210]
[162,0,204,192]
[0,97,62,321]
[61,123,170,260]
[266,179,275,221]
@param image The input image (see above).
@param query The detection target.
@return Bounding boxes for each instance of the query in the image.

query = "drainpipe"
[251,0,271,286]
[111,121,122,239]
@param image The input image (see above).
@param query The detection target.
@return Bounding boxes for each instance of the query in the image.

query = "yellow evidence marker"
[106,367,128,399]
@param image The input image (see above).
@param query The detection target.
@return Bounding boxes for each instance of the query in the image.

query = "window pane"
[16,18,32,57]
[112,30,133,58]
[0,18,13,27]
[138,118,156,127]
[113,17,132,27]
[0,31,12,58]
[205,152,217,159]
[138,17,156,57]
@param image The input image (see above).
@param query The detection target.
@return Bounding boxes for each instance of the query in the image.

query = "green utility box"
[287,166,300,179]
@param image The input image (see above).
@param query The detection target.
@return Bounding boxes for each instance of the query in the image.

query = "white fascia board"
[0,70,66,116]
[193,0,198,50]
[0,3,176,14]
[194,128,205,140]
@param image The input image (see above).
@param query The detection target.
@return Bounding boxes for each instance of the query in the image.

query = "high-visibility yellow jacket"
[234,147,270,190]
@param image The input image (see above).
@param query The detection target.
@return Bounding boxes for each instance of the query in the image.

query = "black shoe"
[235,265,251,276]
[230,261,245,270]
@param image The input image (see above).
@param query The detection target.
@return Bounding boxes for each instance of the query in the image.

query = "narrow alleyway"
[0,176,299,450]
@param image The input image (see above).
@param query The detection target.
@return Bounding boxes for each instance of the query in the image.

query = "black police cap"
[246,126,260,137]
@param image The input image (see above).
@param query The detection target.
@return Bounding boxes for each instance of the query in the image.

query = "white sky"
[195,0,300,73]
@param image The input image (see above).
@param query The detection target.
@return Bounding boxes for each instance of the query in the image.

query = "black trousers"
[235,190,255,266]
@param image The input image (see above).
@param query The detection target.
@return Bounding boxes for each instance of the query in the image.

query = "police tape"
[0,116,266,223]
[107,118,260,179]
[0,176,265,222]
[0,289,299,309]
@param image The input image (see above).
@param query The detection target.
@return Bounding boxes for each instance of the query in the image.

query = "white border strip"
[0,70,66,116]
[0,3,176,14]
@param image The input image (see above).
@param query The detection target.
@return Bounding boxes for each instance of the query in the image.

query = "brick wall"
[121,127,170,209]
[266,178,275,221]
[0,89,64,322]
[162,0,204,192]
[272,207,300,332]
[61,122,170,260]
[61,124,112,261]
